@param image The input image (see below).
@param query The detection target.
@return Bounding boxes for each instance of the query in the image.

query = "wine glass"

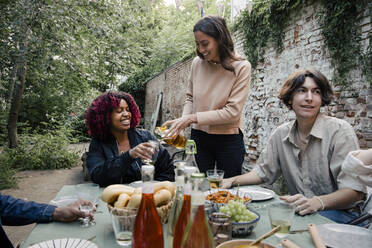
[75,183,99,227]
[141,140,160,165]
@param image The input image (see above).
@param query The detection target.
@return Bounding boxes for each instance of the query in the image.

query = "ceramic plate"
[128,180,161,188]
[49,196,78,207]
[28,238,97,248]
[238,186,275,201]
[317,223,372,248]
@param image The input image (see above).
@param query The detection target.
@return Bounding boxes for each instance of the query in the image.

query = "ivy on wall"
[235,0,371,86]
[318,0,370,87]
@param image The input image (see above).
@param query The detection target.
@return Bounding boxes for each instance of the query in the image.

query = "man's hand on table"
[280,194,323,215]
[52,199,95,222]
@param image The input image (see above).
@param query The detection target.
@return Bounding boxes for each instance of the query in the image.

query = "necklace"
[115,139,126,155]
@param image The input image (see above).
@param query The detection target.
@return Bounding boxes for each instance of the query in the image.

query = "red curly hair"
[85,91,141,141]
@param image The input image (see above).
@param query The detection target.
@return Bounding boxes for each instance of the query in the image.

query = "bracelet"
[314,196,325,211]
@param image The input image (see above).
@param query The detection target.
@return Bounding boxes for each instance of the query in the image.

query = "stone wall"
[144,59,193,129]
[144,1,371,166]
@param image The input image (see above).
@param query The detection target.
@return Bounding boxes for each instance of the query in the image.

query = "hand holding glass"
[141,140,160,165]
[267,202,295,238]
[75,183,99,227]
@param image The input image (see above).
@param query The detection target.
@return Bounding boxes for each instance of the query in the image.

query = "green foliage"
[234,0,370,86]
[3,129,79,170]
[122,0,232,109]
[234,0,303,68]
[0,0,165,138]
[318,0,370,86]
[0,153,17,190]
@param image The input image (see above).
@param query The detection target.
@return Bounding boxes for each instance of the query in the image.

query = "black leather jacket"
[86,129,174,187]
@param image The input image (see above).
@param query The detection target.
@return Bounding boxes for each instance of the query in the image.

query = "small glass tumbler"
[208,212,232,246]
[267,202,296,238]
[206,169,225,189]
[111,208,138,248]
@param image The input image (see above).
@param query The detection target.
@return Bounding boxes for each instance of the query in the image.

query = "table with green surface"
[21,185,333,248]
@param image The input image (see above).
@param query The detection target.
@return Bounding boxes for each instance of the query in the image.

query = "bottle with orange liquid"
[155,125,187,149]
[181,173,215,248]
[173,181,192,248]
[132,165,164,248]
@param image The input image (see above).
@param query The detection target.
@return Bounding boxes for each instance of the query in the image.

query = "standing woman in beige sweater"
[164,16,251,178]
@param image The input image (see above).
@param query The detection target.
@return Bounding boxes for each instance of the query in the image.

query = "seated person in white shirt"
[222,68,366,223]
[342,149,372,187]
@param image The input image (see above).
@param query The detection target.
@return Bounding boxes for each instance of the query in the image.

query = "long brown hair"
[193,15,242,72]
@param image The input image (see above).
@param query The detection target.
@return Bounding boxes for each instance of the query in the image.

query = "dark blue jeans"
[318,209,362,225]
[191,129,245,178]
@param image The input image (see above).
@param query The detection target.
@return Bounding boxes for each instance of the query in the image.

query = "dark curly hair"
[193,15,242,72]
[278,68,334,109]
[85,91,141,141]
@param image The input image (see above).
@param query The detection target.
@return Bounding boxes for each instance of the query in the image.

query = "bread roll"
[133,187,142,195]
[126,193,142,208]
[114,193,130,208]
[153,181,175,197]
[101,184,135,203]
[154,189,172,207]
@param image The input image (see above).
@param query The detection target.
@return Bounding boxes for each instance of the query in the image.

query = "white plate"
[128,180,161,188]
[317,223,372,248]
[28,238,98,248]
[237,186,275,201]
[49,196,78,207]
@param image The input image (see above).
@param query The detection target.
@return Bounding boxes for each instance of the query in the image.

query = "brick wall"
[144,1,371,166]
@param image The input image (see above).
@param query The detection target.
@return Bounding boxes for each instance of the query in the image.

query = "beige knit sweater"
[182,56,251,134]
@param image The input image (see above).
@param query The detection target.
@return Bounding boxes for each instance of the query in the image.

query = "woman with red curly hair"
[85,91,174,186]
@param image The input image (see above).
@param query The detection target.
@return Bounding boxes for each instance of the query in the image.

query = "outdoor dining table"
[20,184,334,248]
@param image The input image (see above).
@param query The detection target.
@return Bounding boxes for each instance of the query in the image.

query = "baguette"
[101,184,135,204]
[153,181,175,197]
[126,193,142,208]
[114,193,131,208]
[154,189,172,207]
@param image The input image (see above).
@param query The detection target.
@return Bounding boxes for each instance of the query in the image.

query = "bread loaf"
[114,193,131,208]
[154,188,172,207]
[101,184,135,204]
[153,181,175,197]
[126,193,142,208]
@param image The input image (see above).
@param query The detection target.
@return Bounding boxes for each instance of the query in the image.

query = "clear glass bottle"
[184,140,199,181]
[181,173,215,248]
[166,161,186,246]
[132,165,164,248]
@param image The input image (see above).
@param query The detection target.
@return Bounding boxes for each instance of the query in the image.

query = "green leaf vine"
[234,0,371,87]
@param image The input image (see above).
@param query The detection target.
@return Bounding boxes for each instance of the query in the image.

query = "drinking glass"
[141,140,160,165]
[267,202,296,238]
[111,208,138,248]
[75,183,99,227]
[206,169,225,189]
[208,212,232,245]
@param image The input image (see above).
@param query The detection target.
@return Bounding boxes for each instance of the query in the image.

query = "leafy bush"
[0,152,17,190]
[4,129,79,171]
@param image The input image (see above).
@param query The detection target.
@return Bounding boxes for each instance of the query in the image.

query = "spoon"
[249,225,281,246]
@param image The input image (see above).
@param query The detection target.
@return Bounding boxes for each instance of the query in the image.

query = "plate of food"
[204,189,252,212]
[237,186,275,201]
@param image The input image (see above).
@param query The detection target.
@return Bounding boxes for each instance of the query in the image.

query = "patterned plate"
[28,238,98,248]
